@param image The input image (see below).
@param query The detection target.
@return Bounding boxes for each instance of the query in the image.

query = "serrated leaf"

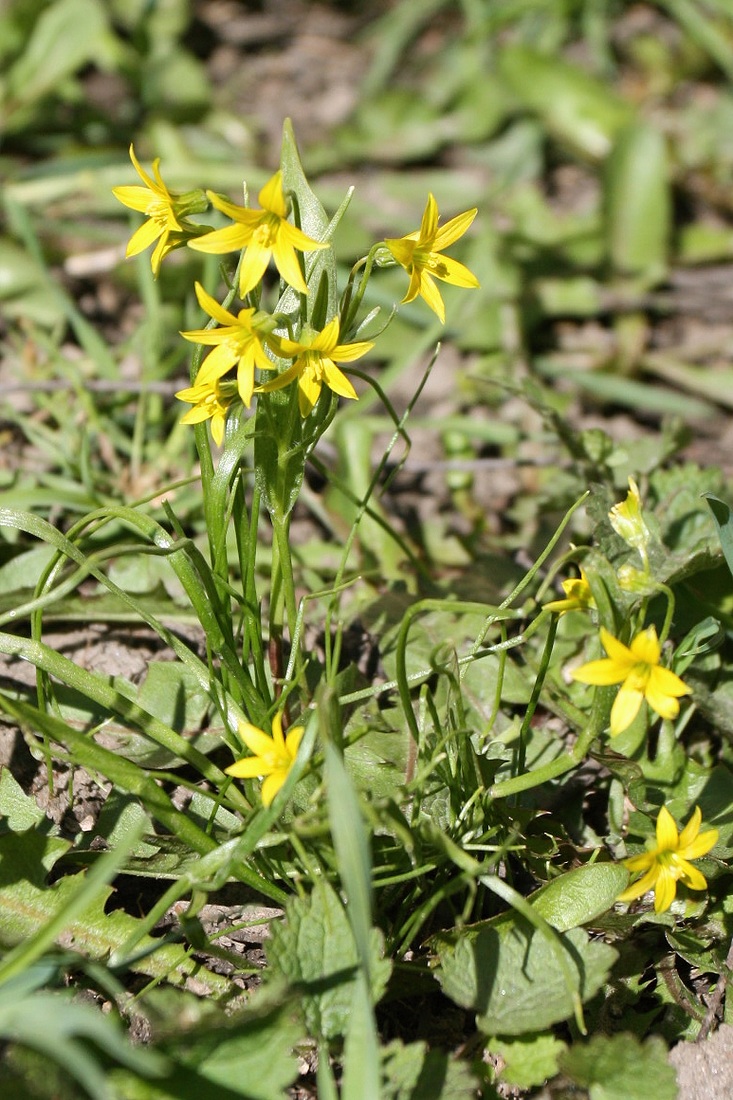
[0,769,45,831]
[560,1033,677,1100]
[0,827,229,994]
[433,918,616,1035]
[490,1033,567,1090]
[266,879,391,1040]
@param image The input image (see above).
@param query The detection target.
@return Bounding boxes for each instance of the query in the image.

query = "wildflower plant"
[3,114,732,1100]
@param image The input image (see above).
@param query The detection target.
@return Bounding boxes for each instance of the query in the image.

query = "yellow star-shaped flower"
[384,193,479,324]
[257,317,373,417]
[188,171,328,297]
[225,712,304,807]
[174,375,237,447]
[180,282,279,407]
[618,805,718,913]
[571,625,691,736]
[112,145,207,275]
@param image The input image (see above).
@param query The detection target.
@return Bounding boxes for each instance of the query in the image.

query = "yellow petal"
[609,684,644,735]
[271,237,309,294]
[418,193,439,242]
[284,725,304,758]
[617,864,659,903]
[656,806,679,851]
[571,657,626,686]
[674,859,708,892]
[261,770,286,807]
[653,866,677,912]
[416,272,446,323]
[237,721,275,758]
[238,241,272,297]
[258,171,288,217]
[679,827,718,862]
[112,184,156,213]
[630,626,661,666]
[298,370,322,416]
[322,360,358,400]
[226,756,266,779]
[599,627,635,667]
[432,207,478,251]
[125,218,162,258]
[428,253,480,289]
[194,281,238,326]
[188,223,250,255]
[385,237,415,269]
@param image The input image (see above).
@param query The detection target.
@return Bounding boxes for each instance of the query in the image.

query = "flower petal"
[125,218,162,257]
[261,770,286,807]
[656,806,679,851]
[194,282,238,326]
[238,242,272,297]
[610,685,644,735]
[674,858,708,892]
[679,827,718,861]
[571,657,626,686]
[618,864,659,903]
[271,237,309,294]
[188,223,250,255]
[599,627,635,666]
[428,253,480,289]
[322,360,358,400]
[225,756,266,779]
[416,272,446,323]
[630,626,661,666]
[237,722,276,758]
[432,207,478,250]
[653,866,677,912]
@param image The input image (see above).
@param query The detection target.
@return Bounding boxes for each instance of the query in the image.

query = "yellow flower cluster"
[113,145,479,443]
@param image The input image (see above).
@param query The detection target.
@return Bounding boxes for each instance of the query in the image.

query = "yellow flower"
[188,171,328,297]
[609,476,651,557]
[174,375,237,447]
[384,193,479,324]
[257,317,373,417]
[112,145,207,275]
[571,625,691,736]
[225,712,304,807]
[618,805,718,913]
[544,568,596,615]
[180,282,279,407]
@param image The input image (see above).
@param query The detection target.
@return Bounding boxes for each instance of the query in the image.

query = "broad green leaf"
[111,999,301,1100]
[490,1033,567,1090]
[266,879,391,1040]
[529,863,629,932]
[604,121,670,280]
[433,919,616,1035]
[560,1033,677,1100]
[0,826,229,994]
